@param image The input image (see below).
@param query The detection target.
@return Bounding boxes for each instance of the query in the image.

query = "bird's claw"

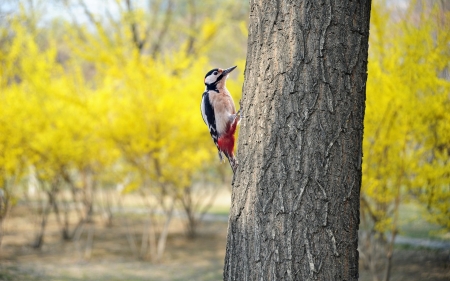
[235,99,243,120]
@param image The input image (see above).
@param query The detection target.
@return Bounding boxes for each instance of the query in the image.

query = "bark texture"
[224,1,371,280]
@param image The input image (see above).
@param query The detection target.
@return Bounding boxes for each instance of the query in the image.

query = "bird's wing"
[201,91,220,149]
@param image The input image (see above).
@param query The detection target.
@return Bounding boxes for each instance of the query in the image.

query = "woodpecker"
[201,66,241,174]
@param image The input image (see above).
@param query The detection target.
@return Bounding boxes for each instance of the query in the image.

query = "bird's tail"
[224,152,238,174]
[218,134,238,174]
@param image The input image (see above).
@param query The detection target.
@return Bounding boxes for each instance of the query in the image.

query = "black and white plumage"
[201,91,221,159]
[200,66,241,173]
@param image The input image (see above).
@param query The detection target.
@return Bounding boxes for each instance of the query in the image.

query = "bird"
[200,66,241,174]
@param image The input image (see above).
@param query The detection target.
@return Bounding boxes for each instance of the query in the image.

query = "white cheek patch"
[205,74,218,85]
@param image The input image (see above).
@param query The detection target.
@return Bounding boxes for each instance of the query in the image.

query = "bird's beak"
[222,65,237,75]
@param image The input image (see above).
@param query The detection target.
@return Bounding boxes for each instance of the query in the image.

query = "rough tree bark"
[224,1,371,280]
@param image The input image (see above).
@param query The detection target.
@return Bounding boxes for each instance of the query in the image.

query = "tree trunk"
[33,199,51,249]
[224,1,371,280]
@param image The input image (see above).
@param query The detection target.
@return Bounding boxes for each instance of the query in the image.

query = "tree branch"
[125,0,145,53]
[150,0,173,58]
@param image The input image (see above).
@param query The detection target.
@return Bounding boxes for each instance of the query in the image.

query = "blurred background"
[0,0,448,280]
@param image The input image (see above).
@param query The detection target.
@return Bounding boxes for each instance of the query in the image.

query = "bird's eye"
[213,71,218,75]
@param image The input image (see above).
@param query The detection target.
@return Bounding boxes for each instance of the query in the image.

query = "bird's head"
[204,66,237,91]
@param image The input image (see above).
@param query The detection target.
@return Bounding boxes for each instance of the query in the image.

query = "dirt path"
[394,235,450,250]
[0,205,449,281]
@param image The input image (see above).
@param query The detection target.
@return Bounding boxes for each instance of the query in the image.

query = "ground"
[0,209,226,281]
[0,196,449,281]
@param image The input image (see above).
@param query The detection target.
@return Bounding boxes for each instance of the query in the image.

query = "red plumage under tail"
[218,111,241,174]
[218,134,238,174]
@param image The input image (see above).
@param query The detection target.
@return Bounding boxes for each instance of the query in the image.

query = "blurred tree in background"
[360,0,450,280]
[0,0,248,260]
